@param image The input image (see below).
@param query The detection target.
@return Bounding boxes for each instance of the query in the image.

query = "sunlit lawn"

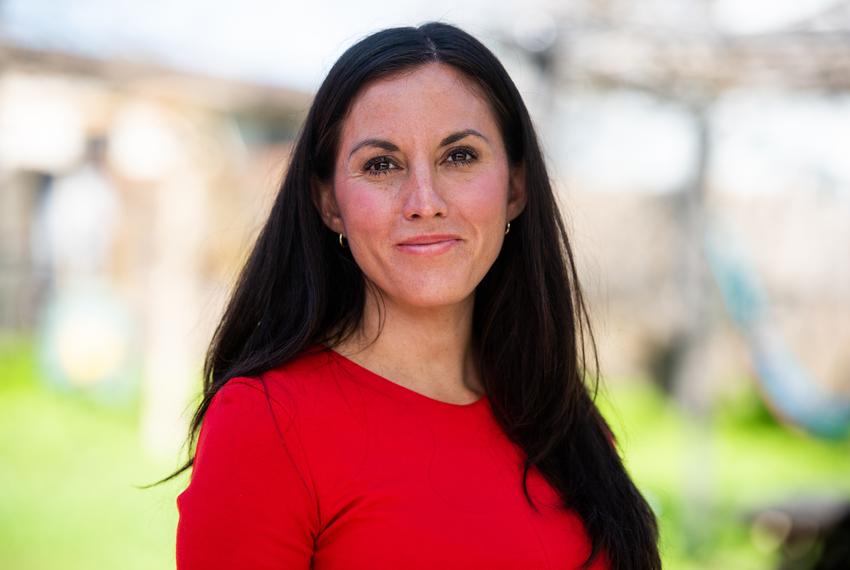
[0,339,187,570]
[599,378,850,569]
[2,337,849,569]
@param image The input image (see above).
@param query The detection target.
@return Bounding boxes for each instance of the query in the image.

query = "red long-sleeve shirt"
[176,347,606,569]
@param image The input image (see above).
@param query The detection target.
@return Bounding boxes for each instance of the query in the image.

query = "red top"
[176,347,607,569]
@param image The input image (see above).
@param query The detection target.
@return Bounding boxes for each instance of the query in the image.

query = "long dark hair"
[170,22,660,569]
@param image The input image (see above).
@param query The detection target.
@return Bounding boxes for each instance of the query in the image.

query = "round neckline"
[326,347,488,410]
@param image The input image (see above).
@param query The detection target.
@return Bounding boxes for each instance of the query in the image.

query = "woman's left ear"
[507,163,527,220]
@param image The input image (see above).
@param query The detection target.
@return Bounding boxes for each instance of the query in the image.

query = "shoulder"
[225,348,347,427]
[191,347,374,518]
[244,346,388,425]
[186,351,349,494]
[177,357,324,568]
[192,376,300,479]
[179,351,337,535]
[191,348,342,470]
[198,347,370,467]
[257,346,341,401]
[198,346,394,486]
[205,347,340,424]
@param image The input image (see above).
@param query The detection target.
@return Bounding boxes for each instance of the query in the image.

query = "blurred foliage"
[1,337,849,569]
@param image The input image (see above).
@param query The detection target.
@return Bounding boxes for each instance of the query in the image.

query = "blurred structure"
[0,41,310,456]
[516,0,850,417]
[500,2,850,559]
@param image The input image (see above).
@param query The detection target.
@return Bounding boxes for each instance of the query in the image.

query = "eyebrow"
[347,128,489,160]
[439,128,488,147]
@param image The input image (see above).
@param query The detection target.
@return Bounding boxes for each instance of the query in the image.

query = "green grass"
[598,378,850,569]
[0,339,188,570]
[2,338,849,569]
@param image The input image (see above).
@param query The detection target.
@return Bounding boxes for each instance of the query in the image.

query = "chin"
[387,285,475,310]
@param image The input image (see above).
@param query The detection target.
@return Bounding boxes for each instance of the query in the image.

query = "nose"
[401,164,447,220]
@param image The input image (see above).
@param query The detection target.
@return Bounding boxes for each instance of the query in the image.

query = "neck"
[335,289,482,402]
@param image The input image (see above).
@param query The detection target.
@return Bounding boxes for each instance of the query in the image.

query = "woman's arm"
[176,379,318,569]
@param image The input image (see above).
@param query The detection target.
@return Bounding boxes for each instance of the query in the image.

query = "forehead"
[340,63,498,141]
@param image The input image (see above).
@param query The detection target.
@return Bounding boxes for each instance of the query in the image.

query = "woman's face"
[316,63,526,311]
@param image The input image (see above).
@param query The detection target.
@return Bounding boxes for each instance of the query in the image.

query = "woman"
[175,22,660,569]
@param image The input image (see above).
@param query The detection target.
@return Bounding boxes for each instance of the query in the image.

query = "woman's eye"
[363,157,396,176]
[445,148,476,166]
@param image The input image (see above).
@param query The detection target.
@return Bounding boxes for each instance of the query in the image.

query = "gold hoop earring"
[338,233,347,248]
[505,222,511,235]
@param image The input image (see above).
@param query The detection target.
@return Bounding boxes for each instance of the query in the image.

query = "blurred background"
[1,0,849,568]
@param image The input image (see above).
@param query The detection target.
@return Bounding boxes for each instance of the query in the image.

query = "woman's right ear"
[312,178,344,234]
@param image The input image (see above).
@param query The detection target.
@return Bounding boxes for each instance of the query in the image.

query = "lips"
[396,234,461,255]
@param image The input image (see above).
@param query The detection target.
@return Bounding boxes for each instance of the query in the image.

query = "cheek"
[452,170,510,231]
[336,181,393,235]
